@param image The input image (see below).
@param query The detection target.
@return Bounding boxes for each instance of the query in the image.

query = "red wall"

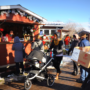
[0,13,34,24]
[0,13,40,66]
[33,25,39,40]
[0,24,39,66]
[0,43,32,66]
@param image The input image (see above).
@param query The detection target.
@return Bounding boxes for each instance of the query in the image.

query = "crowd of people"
[64,33,90,89]
[12,32,90,89]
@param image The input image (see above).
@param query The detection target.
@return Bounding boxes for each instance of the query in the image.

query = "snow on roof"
[0,4,47,22]
[43,22,65,27]
[45,22,64,24]
[78,30,90,34]
[80,30,90,33]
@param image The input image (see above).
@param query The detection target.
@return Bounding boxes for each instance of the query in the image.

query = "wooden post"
[58,29,62,40]
[61,29,62,39]
[89,33,90,42]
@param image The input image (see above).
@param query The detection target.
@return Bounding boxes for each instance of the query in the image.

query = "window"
[51,30,56,35]
[44,30,49,35]
[40,30,43,35]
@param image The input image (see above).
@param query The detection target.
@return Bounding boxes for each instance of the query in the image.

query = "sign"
[71,46,90,68]
[71,48,80,62]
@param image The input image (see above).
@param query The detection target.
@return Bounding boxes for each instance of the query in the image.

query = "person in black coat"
[49,32,63,80]
[68,34,80,75]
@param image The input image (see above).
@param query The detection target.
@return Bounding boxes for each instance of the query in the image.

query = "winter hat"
[54,32,60,39]
[73,34,80,39]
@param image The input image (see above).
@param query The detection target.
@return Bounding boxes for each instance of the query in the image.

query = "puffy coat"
[12,36,24,62]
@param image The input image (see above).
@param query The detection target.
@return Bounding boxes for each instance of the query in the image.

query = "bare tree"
[76,27,85,33]
[62,21,85,36]
[62,22,77,36]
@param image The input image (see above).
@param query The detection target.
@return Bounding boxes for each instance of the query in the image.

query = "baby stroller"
[24,50,55,90]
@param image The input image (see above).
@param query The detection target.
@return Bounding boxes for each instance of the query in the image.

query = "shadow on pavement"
[1,62,82,90]
[32,80,81,90]
[7,83,25,90]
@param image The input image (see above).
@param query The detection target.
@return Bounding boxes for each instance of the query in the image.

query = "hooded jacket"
[31,39,44,52]
[12,36,24,62]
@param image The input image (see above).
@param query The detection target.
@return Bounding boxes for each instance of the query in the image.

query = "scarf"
[54,39,59,46]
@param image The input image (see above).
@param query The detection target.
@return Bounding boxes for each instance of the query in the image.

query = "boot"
[55,73,59,80]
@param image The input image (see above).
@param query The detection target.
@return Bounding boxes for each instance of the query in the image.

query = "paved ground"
[0,62,82,90]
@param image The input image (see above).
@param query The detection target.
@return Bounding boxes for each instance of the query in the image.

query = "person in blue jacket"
[76,33,90,83]
[12,36,25,75]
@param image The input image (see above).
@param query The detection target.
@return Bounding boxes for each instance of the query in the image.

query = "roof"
[0,4,47,22]
[79,30,90,34]
[41,22,65,27]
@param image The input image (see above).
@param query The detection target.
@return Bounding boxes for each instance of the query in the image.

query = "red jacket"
[64,36,70,45]
[5,34,13,41]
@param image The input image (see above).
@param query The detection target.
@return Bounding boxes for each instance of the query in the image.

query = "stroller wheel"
[47,74,54,86]
[24,78,32,90]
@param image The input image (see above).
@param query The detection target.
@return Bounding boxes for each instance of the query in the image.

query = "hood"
[14,36,20,43]
[73,34,80,40]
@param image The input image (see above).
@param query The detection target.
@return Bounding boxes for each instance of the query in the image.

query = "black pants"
[15,62,24,75]
[68,47,73,55]
[73,61,78,74]
[53,56,63,73]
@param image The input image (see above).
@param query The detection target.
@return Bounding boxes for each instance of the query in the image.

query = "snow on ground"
[62,55,72,65]
[47,55,72,69]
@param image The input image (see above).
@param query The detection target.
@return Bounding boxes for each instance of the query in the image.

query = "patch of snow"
[47,55,72,69]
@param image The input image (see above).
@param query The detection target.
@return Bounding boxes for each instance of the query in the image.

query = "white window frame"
[39,29,57,36]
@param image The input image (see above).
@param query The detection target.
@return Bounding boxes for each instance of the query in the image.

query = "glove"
[53,49,57,54]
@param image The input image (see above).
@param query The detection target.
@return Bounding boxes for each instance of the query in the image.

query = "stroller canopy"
[26,50,44,62]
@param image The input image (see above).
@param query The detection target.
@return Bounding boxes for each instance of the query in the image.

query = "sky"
[0,0,90,29]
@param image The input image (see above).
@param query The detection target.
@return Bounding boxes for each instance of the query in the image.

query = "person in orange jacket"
[64,35,70,49]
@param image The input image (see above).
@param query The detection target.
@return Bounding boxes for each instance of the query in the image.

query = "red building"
[0,5,46,68]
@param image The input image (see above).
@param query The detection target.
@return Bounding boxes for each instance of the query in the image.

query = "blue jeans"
[80,66,88,81]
